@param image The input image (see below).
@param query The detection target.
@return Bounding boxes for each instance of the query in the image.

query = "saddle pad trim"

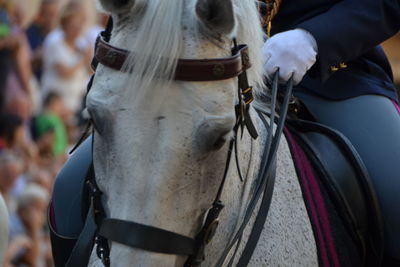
[284,128,340,267]
[392,100,400,115]
[285,118,384,267]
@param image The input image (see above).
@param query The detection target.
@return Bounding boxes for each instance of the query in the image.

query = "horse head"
[86,0,265,265]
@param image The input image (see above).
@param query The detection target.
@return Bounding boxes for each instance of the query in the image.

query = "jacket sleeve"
[296,0,400,82]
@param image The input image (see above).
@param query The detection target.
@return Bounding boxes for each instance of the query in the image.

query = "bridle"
[95,33,253,82]
[66,17,293,267]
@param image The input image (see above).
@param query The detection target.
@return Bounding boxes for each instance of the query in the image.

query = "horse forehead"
[113,15,231,59]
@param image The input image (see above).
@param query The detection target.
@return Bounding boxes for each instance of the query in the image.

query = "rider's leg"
[295,92,400,261]
[51,136,92,237]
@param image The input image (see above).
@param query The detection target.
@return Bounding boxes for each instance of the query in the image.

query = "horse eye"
[85,106,111,137]
[212,133,230,151]
[196,116,235,153]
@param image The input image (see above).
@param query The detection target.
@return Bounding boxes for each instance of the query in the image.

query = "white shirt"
[42,36,89,112]
[44,28,89,51]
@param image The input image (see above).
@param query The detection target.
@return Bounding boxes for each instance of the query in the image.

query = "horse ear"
[196,0,235,35]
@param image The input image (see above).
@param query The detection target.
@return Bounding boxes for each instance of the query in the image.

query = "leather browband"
[94,35,252,81]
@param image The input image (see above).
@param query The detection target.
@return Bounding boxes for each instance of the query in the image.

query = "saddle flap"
[302,131,368,232]
[286,119,384,266]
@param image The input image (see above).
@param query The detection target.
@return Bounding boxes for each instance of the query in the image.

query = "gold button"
[340,62,348,68]
[330,66,339,72]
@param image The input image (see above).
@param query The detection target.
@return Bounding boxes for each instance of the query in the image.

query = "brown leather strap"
[95,35,251,81]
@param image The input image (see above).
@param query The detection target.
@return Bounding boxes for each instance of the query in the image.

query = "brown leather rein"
[94,35,252,81]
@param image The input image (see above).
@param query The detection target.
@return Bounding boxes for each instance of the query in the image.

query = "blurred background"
[0,0,399,266]
[1,0,105,266]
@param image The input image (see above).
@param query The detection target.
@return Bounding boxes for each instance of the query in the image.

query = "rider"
[261,0,400,264]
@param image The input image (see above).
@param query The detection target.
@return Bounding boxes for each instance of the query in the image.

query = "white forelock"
[117,0,265,103]
[121,0,184,103]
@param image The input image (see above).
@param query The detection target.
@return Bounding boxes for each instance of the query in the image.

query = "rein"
[66,17,293,267]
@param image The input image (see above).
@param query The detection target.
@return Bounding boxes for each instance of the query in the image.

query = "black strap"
[99,218,196,255]
[184,200,225,266]
[222,95,277,266]
[49,225,78,267]
[101,17,113,42]
[64,159,109,266]
[236,76,293,266]
[65,203,97,267]
[233,38,258,140]
[236,162,276,267]
[215,73,277,266]
[216,72,293,266]
[234,136,245,182]
[215,112,272,266]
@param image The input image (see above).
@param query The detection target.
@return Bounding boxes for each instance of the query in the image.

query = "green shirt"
[35,112,68,156]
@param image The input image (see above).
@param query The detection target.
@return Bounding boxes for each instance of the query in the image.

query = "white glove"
[262,29,318,85]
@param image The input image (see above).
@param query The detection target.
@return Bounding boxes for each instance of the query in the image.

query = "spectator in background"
[5,184,49,267]
[33,92,68,158]
[26,0,60,81]
[0,0,19,111]
[29,169,53,195]
[86,12,109,52]
[0,112,38,171]
[42,2,92,115]
[0,112,24,151]
[0,0,11,108]
[1,2,33,121]
[0,152,23,205]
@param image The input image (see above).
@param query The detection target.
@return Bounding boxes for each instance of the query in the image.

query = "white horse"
[86,0,318,265]
[0,194,9,265]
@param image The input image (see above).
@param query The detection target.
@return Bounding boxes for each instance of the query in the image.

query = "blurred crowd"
[0,0,106,266]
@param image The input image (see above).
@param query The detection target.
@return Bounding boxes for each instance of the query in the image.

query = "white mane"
[116,0,265,102]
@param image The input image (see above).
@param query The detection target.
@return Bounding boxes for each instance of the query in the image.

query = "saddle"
[48,135,92,267]
[284,103,384,267]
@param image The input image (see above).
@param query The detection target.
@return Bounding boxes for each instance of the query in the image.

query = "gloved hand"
[262,29,318,85]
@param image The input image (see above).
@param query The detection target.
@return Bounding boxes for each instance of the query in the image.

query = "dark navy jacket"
[271,0,400,101]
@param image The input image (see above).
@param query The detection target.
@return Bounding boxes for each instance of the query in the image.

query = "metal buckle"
[96,236,110,267]
[204,219,220,244]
